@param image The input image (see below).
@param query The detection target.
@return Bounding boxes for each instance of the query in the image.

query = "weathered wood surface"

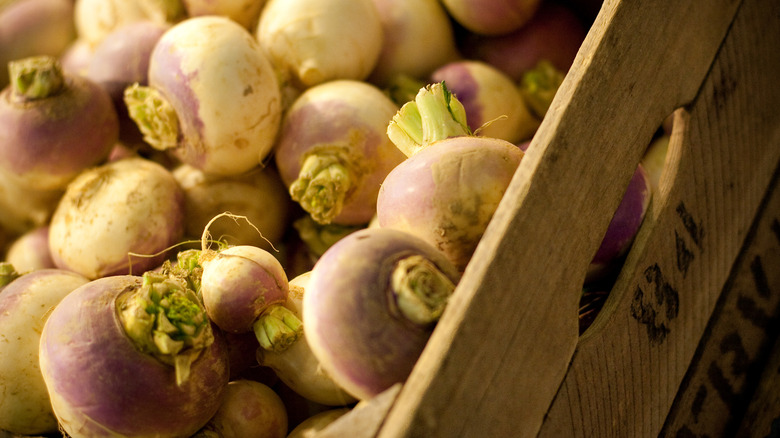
[537,0,780,434]
[659,163,780,436]
[311,0,780,435]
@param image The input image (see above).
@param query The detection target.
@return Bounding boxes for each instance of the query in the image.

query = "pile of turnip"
[0,0,672,435]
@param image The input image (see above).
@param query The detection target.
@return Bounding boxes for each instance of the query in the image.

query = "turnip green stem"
[124,83,180,151]
[289,153,352,224]
[385,74,428,107]
[9,56,65,101]
[519,60,565,119]
[293,216,364,258]
[118,271,213,386]
[387,82,471,157]
[254,305,303,352]
[392,255,456,326]
[0,262,20,288]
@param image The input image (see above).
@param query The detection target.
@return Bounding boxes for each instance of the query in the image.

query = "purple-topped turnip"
[125,15,282,176]
[193,379,288,438]
[441,0,543,36]
[86,19,170,146]
[0,0,75,88]
[459,0,587,82]
[303,227,461,401]
[173,164,292,252]
[274,79,405,225]
[4,225,55,272]
[255,0,383,89]
[257,271,358,406]
[39,272,230,437]
[0,268,89,435]
[48,156,185,280]
[367,0,460,87]
[379,82,525,271]
[0,55,119,191]
[430,60,539,143]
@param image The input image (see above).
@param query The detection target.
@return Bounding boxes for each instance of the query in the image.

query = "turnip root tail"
[9,56,64,100]
[387,82,471,157]
[519,60,565,119]
[253,305,303,352]
[289,153,352,224]
[124,83,179,151]
[117,271,213,386]
[392,255,456,326]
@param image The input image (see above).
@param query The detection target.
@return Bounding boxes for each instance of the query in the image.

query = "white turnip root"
[274,79,405,225]
[193,379,288,438]
[459,0,587,82]
[39,273,230,437]
[73,0,184,47]
[430,60,539,143]
[48,156,185,280]
[367,0,460,87]
[125,15,282,176]
[0,0,76,88]
[255,0,383,89]
[0,56,119,191]
[86,20,170,146]
[287,408,350,438]
[173,164,291,251]
[442,0,543,36]
[304,227,461,400]
[642,133,670,194]
[379,82,525,271]
[0,167,62,235]
[4,225,55,272]
[257,271,358,406]
[182,0,266,30]
[0,268,89,435]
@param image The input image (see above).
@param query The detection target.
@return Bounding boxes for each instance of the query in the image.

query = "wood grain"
[537,0,780,435]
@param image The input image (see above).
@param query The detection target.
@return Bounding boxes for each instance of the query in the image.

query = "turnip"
[125,15,282,176]
[430,60,539,143]
[0,268,89,435]
[59,38,93,77]
[182,0,266,31]
[73,0,184,47]
[367,0,461,87]
[0,167,62,235]
[0,262,20,289]
[0,55,119,191]
[303,227,461,401]
[379,82,525,271]
[292,215,365,260]
[274,79,405,225]
[86,19,170,146]
[287,408,350,438]
[39,272,230,437]
[642,133,670,194]
[257,271,358,406]
[193,379,288,438]
[255,0,383,89]
[518,59,566,119]
[460,0,587,82]
[173,164,291,251]
[4,225,55,273]
[48,156,185,280]
[586,163,652,283]
[441,0,543,36]
[198,244,295,349]
[0,0,76,88]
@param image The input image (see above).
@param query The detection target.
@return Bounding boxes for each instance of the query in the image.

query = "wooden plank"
[537,0,780,434]
[366,0,743,437]
[659,159,780,436]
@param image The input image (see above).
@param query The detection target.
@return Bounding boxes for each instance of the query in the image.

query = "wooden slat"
[537,0,780,434]
[660,160,780,436]
[368,0,743,437]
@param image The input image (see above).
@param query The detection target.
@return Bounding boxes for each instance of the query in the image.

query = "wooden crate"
[312,0,780,435]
